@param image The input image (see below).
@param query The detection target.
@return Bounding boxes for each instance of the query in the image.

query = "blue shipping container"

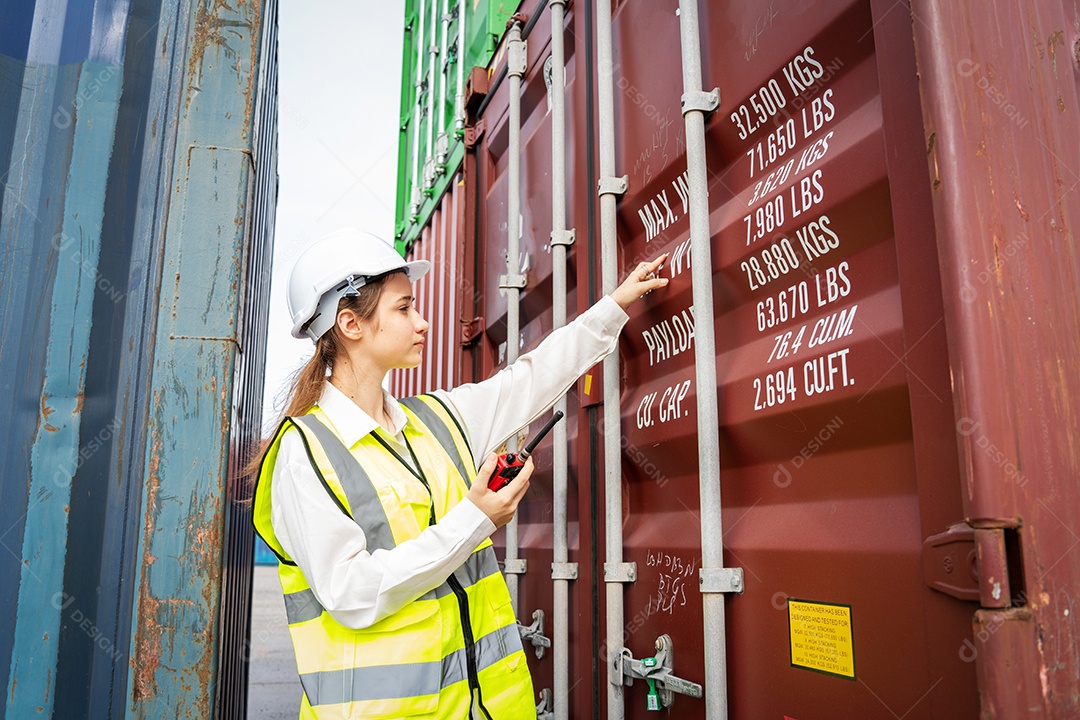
[0,0,278,718]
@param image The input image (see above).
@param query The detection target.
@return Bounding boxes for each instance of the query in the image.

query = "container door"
[606,0,977,717]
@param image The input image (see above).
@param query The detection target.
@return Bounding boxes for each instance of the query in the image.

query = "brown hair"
[243,272,398,483]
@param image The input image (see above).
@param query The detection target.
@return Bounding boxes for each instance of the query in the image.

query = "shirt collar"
[315,382,412,447]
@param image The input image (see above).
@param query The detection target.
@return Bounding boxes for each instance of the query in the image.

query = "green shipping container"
[395,0,515,251]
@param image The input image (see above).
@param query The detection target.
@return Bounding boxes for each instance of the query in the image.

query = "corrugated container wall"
[217,2,279,718]
[394,0,1080,718]
[0,0,278,718]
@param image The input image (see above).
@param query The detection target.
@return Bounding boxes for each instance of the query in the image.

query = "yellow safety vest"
[253,394,535,719]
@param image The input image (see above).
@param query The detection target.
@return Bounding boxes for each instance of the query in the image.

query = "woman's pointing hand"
[610,253,670,311]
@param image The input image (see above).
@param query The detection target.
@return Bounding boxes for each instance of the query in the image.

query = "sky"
[264,0,406,429]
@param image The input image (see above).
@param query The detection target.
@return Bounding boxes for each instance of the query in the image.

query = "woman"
[253,228,669,719]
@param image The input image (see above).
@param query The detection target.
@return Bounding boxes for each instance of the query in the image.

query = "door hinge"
[460,316,484,347]
[922,523,979,602]
[923,521,1022,608]
[464,118,486,149]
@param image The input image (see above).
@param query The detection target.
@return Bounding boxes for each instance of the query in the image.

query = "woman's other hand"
[468,453,534,529]
[609,253,670,311]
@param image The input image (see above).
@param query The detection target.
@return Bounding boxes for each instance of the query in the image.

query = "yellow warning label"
[788,599,855,680]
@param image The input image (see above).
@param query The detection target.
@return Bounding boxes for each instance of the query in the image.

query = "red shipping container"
[394,1,1080,717]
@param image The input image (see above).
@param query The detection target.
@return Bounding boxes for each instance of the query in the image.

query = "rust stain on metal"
[185,4,216,112]
[132,429,164,702]
[241,0,262,141]
[168,334,240,346]
[188,489,224,704]
[42,390,58,430]
[926,132,942,189]
[163,597,196,607]
[184,0,261,144]
[1015,195,1030,221]
[1048,31,1065,69]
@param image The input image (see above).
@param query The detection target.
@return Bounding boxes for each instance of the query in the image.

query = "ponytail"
[282,331,338,419]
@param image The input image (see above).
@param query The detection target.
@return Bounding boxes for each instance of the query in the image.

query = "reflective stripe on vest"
[283,547,503,625]
[298,623,520,706]
[252,394,534,717]
[291,414,396,550]
[283,588,324,625]
[399,395,473,486]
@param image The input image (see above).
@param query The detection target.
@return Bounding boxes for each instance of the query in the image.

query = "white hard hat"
[287,228,430,341]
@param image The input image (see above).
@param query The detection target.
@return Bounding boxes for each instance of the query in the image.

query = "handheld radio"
[488,411,565,491]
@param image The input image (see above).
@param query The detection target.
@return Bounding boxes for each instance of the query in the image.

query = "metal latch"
[681,88,720,116]
[422,158,437,194]
[507,25,527,78]
[699,567,744,594]
[551,561,578,580]
[454,92,466,134]
[519,609,551,659]
[549,229,576,248]
[435,132,449,169]
[502,558,527,575]
[536,688,554,720]
[604,562,637,583]
[409,186,422,219]
[597,175,629,197]
[544,56,555,104]
[615,634,702,709]
[499,273,528,290]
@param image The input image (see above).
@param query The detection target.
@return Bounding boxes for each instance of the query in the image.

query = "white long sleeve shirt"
[270,295,629,629]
